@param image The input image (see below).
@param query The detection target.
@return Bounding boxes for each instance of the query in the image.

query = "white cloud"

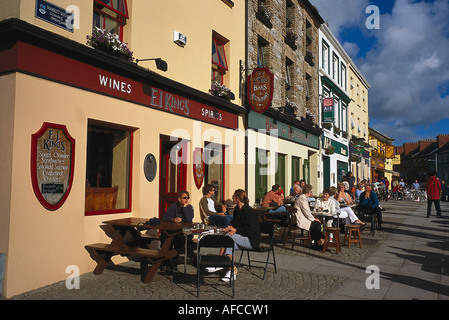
[309,0,371,36]
[311,0,449,144]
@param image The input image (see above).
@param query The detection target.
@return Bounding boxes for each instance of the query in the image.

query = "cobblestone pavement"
[6,200,432,301]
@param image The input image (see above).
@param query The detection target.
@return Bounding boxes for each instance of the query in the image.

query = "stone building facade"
[245,0,324,202]
[247,0,323,122]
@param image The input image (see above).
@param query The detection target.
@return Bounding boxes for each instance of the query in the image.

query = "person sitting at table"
[199,184,233,227]
[207,189,260,282]
[289,180,300,196]
[262,184,286,214]
[162,190,196,271]
[315,189,337,241]
[335,183,353,206]
[330,186,365,227]
[294,184,325,249]
[356,183,383,230]
[355,183,364,199]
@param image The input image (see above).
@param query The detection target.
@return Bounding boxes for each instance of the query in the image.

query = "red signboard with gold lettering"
[247,67,274,113]
[31,123,75,210]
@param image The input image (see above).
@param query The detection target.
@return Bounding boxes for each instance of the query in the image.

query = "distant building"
[399,134,449,184]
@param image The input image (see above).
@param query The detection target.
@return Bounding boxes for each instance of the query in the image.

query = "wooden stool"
[343,224,362,248]
[323,227,341,254]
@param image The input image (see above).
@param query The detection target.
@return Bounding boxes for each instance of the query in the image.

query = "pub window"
[93,0,129,41]
[204,142,225,204]
[85,122,133,215]
[212,36,229,84]
[333,53,339,83]
[322,40,329,73]
[257,36,269,67]
[285,58,293,93]
[341,63,347,91]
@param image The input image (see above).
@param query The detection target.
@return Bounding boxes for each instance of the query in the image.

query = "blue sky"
[309,0,449,146]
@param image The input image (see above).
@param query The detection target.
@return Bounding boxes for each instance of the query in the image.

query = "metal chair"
[283,206,311,249]
[237,222,277,280]
[196,234,235,298]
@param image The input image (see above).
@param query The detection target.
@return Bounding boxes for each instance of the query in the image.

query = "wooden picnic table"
[85,217,193,284]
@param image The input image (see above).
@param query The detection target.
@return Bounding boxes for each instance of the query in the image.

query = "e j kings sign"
[31,123,75,211]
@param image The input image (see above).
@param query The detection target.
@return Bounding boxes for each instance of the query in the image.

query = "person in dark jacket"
[208,189,260,282]
[425,172,442,218]
[161,190,195,271]
[356,183,383,230]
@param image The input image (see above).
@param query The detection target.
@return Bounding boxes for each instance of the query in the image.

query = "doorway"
[159,135,187,218]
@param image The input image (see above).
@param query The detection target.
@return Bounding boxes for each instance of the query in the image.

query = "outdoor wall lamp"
[136,58,168,72]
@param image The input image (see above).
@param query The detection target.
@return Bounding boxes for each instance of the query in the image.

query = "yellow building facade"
[347,62,370,183]
[0,0,247,298]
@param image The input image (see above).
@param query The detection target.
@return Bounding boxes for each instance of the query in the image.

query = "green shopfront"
[322,135,349,189]
[247,110,322,203]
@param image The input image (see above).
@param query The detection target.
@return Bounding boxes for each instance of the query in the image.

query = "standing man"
[346,172,356,199]
[384,177,390,201]
[424,172,442,218]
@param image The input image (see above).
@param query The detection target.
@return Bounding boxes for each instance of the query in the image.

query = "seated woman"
[330,186,365,227]
[315,189,337,228]
[356,183,383,230]
[207,189,260,282]
[161,190,196,271]
[294,184,325,249]
[315,189,337,241]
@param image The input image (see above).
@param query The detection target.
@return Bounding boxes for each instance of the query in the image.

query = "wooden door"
[159,136,187,218]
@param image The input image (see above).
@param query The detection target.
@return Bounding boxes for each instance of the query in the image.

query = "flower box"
[86,27,134,62]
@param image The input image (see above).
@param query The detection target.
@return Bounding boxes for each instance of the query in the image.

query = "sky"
[309,0,449,146]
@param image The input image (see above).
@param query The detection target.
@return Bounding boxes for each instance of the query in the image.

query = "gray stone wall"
[248,0,320,124]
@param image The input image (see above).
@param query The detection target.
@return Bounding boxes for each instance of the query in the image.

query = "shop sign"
[31,123,75,210]
[247,67,274,113]
[193,148,204,189]
[322,98,334,123]
[354,144,365,153]
[248,112,320,149]
[35,0,74,32]
[3,42,239,130]
[385,145,395,159]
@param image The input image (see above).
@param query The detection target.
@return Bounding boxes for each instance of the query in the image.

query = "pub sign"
[193,148,204,189]
[247,67,274,113]
[322,97,334,123]
[31,123,75,210]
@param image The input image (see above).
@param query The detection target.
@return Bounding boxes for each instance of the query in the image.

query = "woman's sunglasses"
[180,196,190,199]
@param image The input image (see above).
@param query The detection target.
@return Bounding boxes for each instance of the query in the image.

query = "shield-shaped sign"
[31,123,75,211]
[193,147,204,189]
[247,67,274,113]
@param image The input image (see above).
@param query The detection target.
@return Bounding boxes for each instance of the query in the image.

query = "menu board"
[31,123,75,210]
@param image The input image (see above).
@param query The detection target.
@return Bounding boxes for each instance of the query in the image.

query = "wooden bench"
[85,243,177,283]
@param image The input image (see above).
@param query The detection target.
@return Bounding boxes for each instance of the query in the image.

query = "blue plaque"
[35,0,74,32]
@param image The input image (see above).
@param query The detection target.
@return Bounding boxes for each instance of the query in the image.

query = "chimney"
[419,139,436,151]
[395,146,404,155]
[403,142,418,155]
[437,134,449,148]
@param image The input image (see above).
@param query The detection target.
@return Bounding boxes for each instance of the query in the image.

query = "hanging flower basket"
[325,145,335,155]
[86,27,134,62]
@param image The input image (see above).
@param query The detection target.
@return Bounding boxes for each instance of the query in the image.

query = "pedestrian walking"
[424,172,442,218]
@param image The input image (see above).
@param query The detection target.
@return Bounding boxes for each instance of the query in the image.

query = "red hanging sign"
[247,67,274,113]
[31,123,75,210]
[193,147,204,189]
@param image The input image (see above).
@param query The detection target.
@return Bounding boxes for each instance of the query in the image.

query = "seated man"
[199,184,233,227]
[162,190,196,271]
[262,184,287,214]
[356,183,383,230]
